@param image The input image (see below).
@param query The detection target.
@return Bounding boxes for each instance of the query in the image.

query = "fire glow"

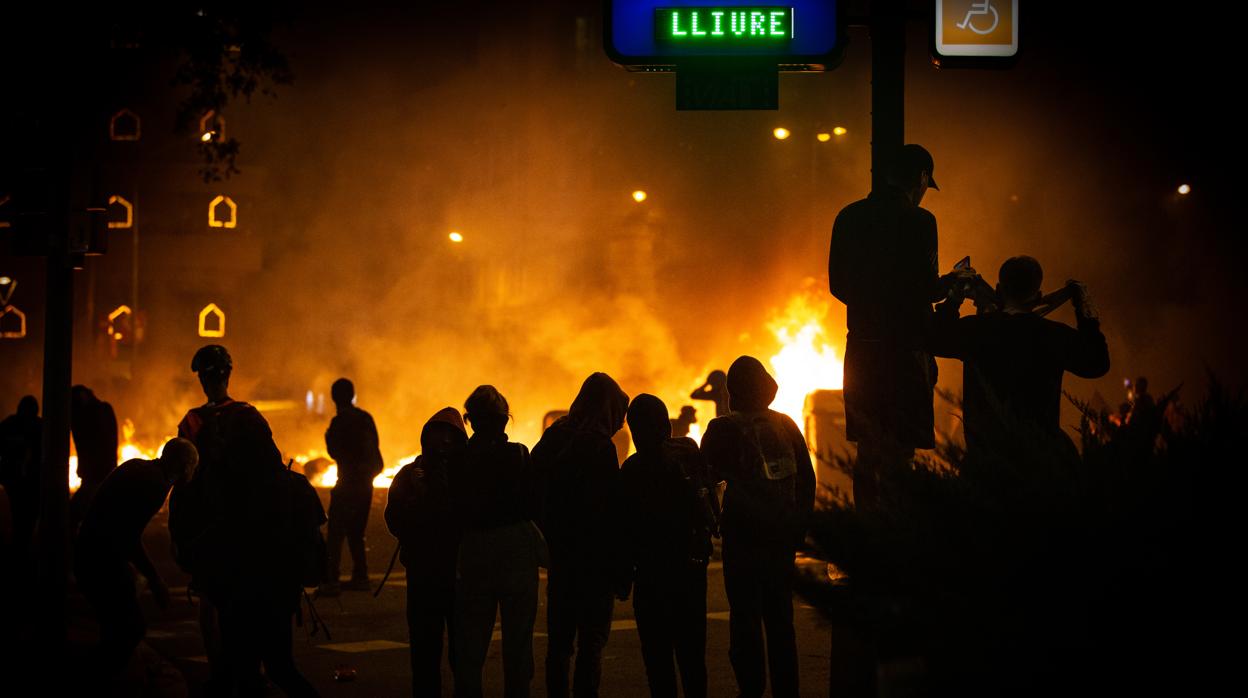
[766,293,844,434]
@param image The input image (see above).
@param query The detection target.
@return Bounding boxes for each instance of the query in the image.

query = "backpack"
[284,463,328,588]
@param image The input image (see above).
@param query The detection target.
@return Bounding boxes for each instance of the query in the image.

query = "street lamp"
[816,132,831,142]
[773,127,791,140]
[1177,184,1191,195]
[632,190,648,203]
[832,126,848,136]
[448,231,464,243]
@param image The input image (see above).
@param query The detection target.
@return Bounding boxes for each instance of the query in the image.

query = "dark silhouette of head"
[16,395,38,418]
[464,385,510,437]
[421,407,468,459]
[678,405,697,421]
[567,372,629,438]
[707,370,727,389]
[159,437,199,483]
[71,384,95,408]
[886,144,938,205]
[191,344,233,403]
[727,355,779,412]
[1135,376,1149,395]
[997,256,1044,308]
[627,394,671,454]
[331,378,355,410]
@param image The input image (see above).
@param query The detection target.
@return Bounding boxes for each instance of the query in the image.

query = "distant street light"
[773,127,791,140]
[832,126,848,136]
[1177,184,1191,195]
[816,133,831,142]
[0,276,11,286]
[448,231,464,243]
[201,131,216,143]
[632,190,647,203]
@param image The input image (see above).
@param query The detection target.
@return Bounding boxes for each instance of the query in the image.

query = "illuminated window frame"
[199,303,226,338]
[107,305,132,340]
[0,193,10,229]
[0,305,26,339]
[199,110,227,142]
[109,108,141,141]
[107,195,133,229]
[208,195,237,229]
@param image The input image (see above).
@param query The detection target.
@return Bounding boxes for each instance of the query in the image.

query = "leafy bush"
[798,378,1245,695]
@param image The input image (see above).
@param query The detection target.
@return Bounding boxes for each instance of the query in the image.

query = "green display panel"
[654,7,794,45]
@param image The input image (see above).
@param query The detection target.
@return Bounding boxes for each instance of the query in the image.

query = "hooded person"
[700,356,815,698]
[531,372,629,698]
[619,394,719,698]
[385,407,468,698]
[450,386,542,698]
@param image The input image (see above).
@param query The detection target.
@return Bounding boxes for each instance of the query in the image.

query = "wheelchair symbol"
[955,0,1000,35]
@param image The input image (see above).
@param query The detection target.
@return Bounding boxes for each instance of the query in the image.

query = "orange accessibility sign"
[935,0,1018,57]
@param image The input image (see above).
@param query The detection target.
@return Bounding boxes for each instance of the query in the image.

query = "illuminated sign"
[109,108,141,141]
[208,195,237,229]
[108,305,132,340]
[0,305,26,339]
[199,303,226,338]
[655,7,793,44]
[933,0,1018,66]
[607,0,841,70]
[107,195,133,229]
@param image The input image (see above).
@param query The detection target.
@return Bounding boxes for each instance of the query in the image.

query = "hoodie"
[701,356,815,548]
[384,407,466,582]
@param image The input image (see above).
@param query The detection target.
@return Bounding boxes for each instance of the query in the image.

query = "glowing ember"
[766,293,844,434]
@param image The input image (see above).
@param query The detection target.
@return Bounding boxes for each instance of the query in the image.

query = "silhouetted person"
[74,438,198,675]
[931,256,1110,461]
[829,144,968,509]
[689,370,730,418]
[320,377,384,596]
[70,385,119,525]
[701,356,815,698]
[532,373,630,698]
[670,405,697,439]
[385,407,467,698]
[170,344,318,697]
[451,386,542,698]
[1126,376,1159,432]
[0,395,41,566]
[620,394,718,698]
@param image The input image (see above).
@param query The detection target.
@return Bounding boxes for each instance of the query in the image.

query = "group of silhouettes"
[0,142,1119,697]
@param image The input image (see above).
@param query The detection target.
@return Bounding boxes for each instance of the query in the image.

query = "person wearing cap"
[320,378,385,596]
[74,438,198,676]
[170,344,318,697]
[385,407,468,697]
[451,386,542,698]
[930,256,1109,463]
[829,144,972,509]
[700,356,815,698]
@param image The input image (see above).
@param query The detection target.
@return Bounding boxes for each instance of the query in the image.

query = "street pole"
[38,247,75,655]
[870,0,906,192]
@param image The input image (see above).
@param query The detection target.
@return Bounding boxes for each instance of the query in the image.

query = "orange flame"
[766,293,844,434]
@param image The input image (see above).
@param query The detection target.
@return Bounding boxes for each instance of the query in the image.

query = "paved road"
[71,493,836,696]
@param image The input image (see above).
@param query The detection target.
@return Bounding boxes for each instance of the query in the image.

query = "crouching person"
[620,394,719,698]
[385,408,467,697]
[75,437,198,675]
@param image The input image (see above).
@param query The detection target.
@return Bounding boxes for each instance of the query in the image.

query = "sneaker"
[317,581,341,597]
[342,578,372,592]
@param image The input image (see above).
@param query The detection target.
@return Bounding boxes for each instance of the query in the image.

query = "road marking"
[320,639,410,653]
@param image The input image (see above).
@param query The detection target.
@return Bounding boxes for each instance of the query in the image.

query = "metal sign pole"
[870,0,906,192]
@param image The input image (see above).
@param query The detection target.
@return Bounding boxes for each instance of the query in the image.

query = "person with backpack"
[531,373,630,698]
[450,386,543,698]
[320,377,385,596]
[170,344,319,697]
[700,356,815,698]
[384,407,467,697]
[619,394,719,698]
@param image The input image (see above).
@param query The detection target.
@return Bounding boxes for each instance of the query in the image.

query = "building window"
[208,195,237,229]
[107,195,133,229]
[199,303,226,337]
[0,304,25,339]
[109,109,141,141]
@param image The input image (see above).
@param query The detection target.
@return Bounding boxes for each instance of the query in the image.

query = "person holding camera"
[930,255,1110,461]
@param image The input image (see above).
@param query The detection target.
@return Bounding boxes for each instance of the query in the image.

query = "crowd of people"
[0,143,1117,696]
